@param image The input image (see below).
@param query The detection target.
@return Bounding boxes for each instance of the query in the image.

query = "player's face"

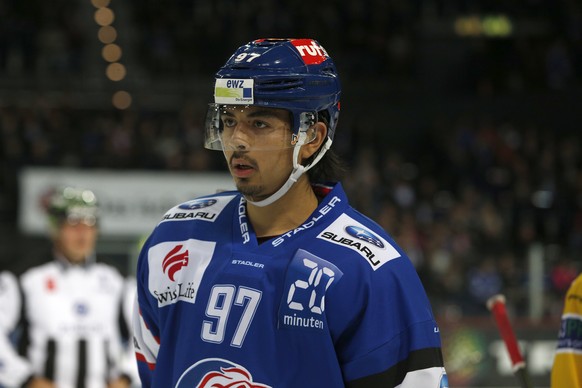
[55,221,98,264]
[217,105,296,151]
[221,106,296,201]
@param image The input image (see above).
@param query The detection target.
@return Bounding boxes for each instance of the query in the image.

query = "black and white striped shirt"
[0,258,137,388]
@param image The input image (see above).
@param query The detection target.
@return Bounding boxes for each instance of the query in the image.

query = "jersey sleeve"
[329,258,446,387]
[0,271,21,331]
[551,273,582,388]
[0,332,34,387]
[0,272,34,387]
[133,239,161,388]
[116,276,140,385]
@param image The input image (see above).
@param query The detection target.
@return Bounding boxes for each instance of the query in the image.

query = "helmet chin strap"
[247,135,332,207]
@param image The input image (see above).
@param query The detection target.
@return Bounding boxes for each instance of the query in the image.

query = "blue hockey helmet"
[205,38,341,151]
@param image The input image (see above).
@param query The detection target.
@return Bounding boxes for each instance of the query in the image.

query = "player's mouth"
[230,157,256,178]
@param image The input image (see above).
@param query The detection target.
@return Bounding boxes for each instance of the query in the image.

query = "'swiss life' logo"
[154,245,195,304]
[162,244,189,281]
[148,239,215,307]
[176,358,271,388]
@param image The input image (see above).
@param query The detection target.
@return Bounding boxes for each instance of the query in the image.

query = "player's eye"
[222,117,236,127]
[253,120,269,129]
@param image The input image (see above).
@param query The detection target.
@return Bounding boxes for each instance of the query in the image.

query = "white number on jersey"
[201,285,262,348]
[286,258,336,314]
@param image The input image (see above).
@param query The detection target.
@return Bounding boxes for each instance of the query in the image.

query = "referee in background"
[0,186,137,388]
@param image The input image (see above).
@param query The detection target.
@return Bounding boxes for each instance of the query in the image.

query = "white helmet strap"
[247,135,332,207]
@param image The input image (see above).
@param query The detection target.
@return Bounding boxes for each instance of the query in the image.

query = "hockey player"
[551,273,582,387]
[0,186,137,388]
[133,38,447,387]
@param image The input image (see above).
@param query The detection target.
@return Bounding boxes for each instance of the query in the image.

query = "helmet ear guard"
[298,119,329,162]
[298,112,317,138]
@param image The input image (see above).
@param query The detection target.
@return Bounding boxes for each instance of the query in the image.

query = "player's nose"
[226,123,253,150]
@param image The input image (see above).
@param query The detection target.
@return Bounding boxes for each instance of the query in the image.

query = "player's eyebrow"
[246,109,287,120]
[222,108,288,121]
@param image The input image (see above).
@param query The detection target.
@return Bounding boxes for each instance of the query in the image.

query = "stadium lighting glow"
[94,7,115,26]
[92,2,130,109]
[454,16,482,37]
[98,26,117,44]
[91,0,111,8]
[102,44,122,62]
[454,15,513,38]
[106,63,126,81]
[482,16,512,37]
[112,90,132,109]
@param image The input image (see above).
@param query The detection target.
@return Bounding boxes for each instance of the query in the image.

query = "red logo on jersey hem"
[198,366,270,388]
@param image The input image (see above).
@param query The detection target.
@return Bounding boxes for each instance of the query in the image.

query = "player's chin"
[237,184,268,201]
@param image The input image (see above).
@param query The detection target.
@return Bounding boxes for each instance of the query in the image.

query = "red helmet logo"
[162,244,189,281]
[291,39,328,65]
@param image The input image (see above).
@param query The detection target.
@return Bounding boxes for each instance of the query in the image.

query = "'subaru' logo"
[162,245,189,281]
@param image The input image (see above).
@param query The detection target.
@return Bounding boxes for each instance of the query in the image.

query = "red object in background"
[46,277,56,291]
[487,294,533,388]
[551,263,578,293]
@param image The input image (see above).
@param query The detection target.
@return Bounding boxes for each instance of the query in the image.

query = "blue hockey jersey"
[133,183,447,387]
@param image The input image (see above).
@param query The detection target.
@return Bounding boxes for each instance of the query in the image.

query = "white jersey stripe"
[133,300,159,366]
[395,366,448,388]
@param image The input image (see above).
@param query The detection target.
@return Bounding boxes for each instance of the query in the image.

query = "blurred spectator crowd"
[1,0,581,93]
[1,0,582,319]
[344,115,582,318]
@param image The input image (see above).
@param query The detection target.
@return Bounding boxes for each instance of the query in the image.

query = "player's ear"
[301,122,327,161]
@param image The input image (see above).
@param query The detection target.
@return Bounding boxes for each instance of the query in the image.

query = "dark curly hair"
[304,110,346,183]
